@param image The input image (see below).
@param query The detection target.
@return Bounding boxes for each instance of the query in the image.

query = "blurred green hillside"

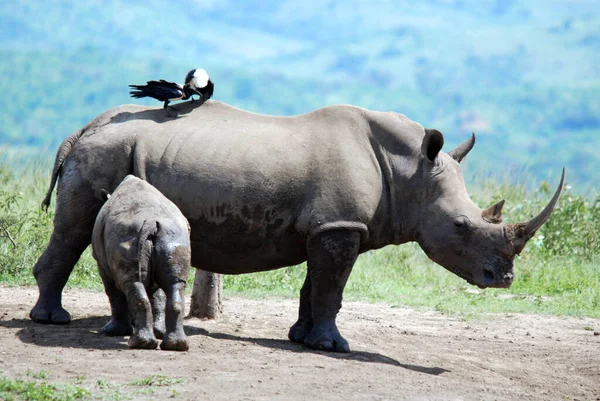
[0,0,598,189]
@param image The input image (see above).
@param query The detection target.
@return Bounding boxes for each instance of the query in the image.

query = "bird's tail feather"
[129,84,151,99]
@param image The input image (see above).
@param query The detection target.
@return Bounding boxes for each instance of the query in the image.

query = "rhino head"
[411,129,564,289]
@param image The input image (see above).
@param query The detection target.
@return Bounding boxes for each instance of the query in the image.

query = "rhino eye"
[453,216,469,230]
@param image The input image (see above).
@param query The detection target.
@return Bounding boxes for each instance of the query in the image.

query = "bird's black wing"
[129,80,184,101]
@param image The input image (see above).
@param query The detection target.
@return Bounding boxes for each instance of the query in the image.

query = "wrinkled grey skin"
[32,100,564,352]
[92,175,191,351]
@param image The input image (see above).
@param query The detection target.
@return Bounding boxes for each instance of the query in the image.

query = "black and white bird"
[184,68,214,102]
[129,68,214,113]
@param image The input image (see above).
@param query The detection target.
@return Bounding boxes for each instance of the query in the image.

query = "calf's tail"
[41,128,86,211]
[137,220,158,284]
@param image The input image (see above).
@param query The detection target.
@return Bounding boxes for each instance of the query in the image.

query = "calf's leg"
[125,282,158,349]
[156,246,190,351]
[160,281,189,351]
[150,287,166,339]
[99,269,132,336]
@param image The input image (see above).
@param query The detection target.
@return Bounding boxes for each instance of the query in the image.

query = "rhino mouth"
[431,253,514,289]
[446,263,513,289]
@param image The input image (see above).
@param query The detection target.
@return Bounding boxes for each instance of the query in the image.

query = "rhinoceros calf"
[92,175,191,351]
[33,100,563,352]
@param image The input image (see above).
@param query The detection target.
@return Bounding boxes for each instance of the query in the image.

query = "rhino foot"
[128,331,158,349]
[30,303,71,325]
[288,318,313,343]
[303,321,350,353]
[102,318,133,336]
[153,325,165,340]
[160,333,189,352]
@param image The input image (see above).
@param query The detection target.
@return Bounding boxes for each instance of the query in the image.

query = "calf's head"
[413,129,564,289]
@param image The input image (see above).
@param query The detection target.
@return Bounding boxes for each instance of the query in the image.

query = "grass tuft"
[0,376,89,401]
[128,375,184,387]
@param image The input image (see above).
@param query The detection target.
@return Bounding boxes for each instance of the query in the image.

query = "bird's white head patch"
[190,68,210,88]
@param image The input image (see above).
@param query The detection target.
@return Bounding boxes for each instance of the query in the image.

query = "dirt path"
[0,286,598,400]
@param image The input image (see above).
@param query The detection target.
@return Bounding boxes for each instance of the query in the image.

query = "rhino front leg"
[297,229,360,353]
[288,271,313,343]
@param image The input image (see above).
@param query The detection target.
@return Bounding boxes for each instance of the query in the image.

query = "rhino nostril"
[483,268,495,283]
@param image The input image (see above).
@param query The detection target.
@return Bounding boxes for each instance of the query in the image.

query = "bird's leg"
[163,100,177,118]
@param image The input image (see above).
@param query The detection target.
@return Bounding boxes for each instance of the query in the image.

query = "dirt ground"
[0,286,598,401]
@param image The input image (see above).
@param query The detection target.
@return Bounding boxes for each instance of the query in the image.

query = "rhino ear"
[422,129,444,162]
[448,133,476,163]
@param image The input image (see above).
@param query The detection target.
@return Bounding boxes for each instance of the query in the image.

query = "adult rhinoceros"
[32,100,563,352]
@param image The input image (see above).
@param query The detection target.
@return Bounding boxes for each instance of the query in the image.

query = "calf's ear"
[100,189,111,201]
[422,128,444,162]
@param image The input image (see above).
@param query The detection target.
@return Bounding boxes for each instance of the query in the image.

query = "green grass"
[0,372,186,401]
[0,376,89,401]
[128,376,184,387]
[1,158,598,317]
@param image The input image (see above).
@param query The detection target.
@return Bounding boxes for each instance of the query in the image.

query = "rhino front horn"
[508,167,565,254]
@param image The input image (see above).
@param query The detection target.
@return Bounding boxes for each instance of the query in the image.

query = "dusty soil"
[0,286,598,401]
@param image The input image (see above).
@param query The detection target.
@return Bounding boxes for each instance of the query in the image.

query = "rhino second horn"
[507,168,565,253]
[482,199,505,224]
[448,133,476,163]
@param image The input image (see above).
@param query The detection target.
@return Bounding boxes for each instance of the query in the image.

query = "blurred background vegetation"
[0,0,598,188]
[0,1,598,315]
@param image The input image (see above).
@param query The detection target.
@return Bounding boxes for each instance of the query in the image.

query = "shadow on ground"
[187,326,449,375]
[0,316,449,376]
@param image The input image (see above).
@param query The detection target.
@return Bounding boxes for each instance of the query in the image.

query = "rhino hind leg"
[125,282,158,349]
[292,229,360,353]
[29,237,83,324]
[159,282,189,351]
[31,182,101,324]
[150,287,166,339]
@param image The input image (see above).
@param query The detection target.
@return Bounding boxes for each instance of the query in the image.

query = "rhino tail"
[137,220,158,285]
[41,128,86,211]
